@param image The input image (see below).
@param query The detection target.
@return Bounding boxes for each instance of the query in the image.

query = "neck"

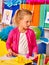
[18,26,26,33]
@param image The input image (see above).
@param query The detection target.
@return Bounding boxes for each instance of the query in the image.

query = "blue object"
[4,4,20,24]
[38,27,44,37]
[37,42,46,54]
[32,54,34,57]
[11,5,20,17]
[32,62,37,65]
[21,0,26,4]
[4,4,20,17]
[4,0,22,7]
[0,26,14,41]
[40,38,48,42]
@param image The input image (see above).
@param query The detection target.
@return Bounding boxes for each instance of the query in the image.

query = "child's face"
[19,15,32,30]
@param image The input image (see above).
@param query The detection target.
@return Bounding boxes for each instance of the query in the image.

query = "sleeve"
[6,30,13,49]
[31,30,38,54]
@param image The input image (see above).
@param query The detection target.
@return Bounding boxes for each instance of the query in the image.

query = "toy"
[0,26,14,41]
[0,39,8,56]
[32,27,41,39]
[37,42,46,54]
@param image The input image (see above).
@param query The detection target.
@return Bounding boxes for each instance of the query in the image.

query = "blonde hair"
[12,9,32,25]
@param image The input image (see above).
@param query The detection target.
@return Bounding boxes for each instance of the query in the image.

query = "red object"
[33,56,38,63]
[45,57,49,64]
[46,0,49,4]
[26,0,45,4]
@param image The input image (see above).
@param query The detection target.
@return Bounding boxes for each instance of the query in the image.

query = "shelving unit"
[44,28,49,39]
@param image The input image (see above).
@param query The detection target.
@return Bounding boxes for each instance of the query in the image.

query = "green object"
[39,4,49,28]
[40,54,45,65]
[32,27,41,39]
[39,4,46,27]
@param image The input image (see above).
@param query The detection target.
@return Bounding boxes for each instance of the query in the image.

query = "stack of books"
[37,54,46,65]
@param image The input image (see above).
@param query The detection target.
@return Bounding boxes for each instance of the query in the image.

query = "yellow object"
[0,39,8,56]
[0,40,32,65]
[37,54,41,65]
[0,55,32,65]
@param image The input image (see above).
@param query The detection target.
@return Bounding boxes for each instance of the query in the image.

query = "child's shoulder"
[27,28,34,33]
[27,28,36,36]
[10,27,18,33]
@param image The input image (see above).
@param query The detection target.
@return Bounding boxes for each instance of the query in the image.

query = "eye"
[26,21,29,23]
[30,21,31,22]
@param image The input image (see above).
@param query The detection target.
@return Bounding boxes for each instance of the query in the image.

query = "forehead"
[23,15,32,20]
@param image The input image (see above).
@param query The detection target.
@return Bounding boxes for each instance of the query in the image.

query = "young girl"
[6,9,38,59]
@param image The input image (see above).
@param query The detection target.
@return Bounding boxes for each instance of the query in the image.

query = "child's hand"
[29,53,38,60]
[6,49,13,57]
[6,52,12,57]
[12,52,17,57]
[7,49,18,57]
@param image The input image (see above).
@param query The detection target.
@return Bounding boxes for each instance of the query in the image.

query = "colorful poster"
[4,4,20,17]
[44,5,49,28]
[2,9,12,25]
[45,12,49,24]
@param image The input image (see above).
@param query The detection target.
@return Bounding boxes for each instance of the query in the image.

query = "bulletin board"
[2,0,49,27]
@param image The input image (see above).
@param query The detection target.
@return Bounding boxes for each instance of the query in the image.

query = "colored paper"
[26,0,45,4]
[34,0,45,4]
[37,54,41,65]
[20,4,34,13]
[0,55,32,65]
[31,4,40,26]
[26,0,34,4]
[46,0,49,4]
[40,54,45,65]
[39,4,46,27]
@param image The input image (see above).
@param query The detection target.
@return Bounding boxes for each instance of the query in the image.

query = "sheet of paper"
[2,9,12,25]
[0,55,14,60]
[45,12,49,23]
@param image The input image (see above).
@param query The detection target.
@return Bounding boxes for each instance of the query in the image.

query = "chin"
[24,27,29,30]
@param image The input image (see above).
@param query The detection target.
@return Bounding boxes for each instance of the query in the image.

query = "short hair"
[12,9,32,25]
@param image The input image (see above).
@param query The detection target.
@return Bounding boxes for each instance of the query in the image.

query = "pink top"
[6,27,38,56]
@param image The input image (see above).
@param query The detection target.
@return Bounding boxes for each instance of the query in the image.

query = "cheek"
[27,22,31,26]
[23,22,26,26]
